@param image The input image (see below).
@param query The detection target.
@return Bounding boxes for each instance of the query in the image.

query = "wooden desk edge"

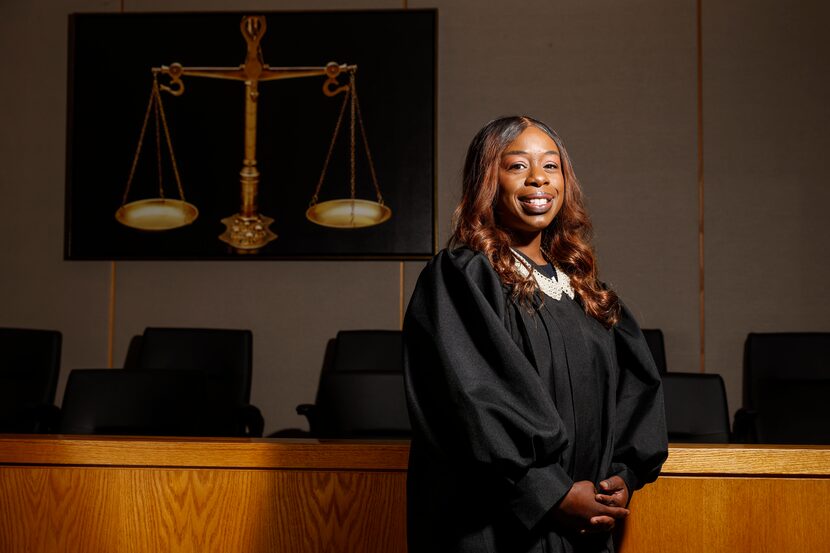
[0,435,410,470]
[1,436,829,476]
[662,443,830,476]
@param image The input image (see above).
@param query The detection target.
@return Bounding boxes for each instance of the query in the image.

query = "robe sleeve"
[608,303,669,495]
[403,249,573,530]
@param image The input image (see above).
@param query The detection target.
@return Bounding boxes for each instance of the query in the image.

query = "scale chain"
[308,70,384,212]
[153,81,164,198]
[121,75,187,206]
[155,79,186,202]
[310,79,351,206]
[349,72,356,202]
[122,78,157,205]
[352,80,383,204]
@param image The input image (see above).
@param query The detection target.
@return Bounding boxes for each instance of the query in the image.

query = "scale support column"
[219,79,277,251]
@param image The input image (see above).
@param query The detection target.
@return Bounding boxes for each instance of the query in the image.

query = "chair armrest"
[296,404,315,415]
[234,404,264,437]
[296,403,318,434]
[732,407,758,443]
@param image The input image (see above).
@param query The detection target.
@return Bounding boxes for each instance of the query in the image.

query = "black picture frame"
[65,10,436,260]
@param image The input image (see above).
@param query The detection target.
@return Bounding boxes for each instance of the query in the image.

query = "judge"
[403,116,668,553]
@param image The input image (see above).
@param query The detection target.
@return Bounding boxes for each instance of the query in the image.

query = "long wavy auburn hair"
[449,115,620,328]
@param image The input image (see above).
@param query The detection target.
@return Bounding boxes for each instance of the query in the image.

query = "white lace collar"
[510,248,575,301]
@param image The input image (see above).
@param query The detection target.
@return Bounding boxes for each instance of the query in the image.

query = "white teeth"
[527,198,548,205]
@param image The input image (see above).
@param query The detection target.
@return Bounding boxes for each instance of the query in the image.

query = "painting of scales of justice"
[65,11,435,259]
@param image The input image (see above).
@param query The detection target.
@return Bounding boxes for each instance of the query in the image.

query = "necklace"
[510,248,575,301]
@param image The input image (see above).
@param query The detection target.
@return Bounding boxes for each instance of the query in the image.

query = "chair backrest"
[60,368,238,437]
[314,371,411,438]
[0,327,62,433]
[134,327,253,404]
[662,372,730,443]
[307,330,409,438]
[743,332,830,444]
[641,328,667,374]
[329,330,403,373]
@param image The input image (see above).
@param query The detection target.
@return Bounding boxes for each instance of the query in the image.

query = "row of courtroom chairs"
[3,326,828,443]
[0,327,263,437]
[65,329,411,439]
[647,330,830,444]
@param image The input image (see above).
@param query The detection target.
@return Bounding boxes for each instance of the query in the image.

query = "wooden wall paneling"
[617,476,830,553]
[0,466,407,553]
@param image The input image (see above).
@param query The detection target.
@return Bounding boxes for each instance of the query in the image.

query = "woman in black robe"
[403,116,668,553]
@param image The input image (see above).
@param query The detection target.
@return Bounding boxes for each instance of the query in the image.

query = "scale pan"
[306,199,391,229]
[115,198,198,231]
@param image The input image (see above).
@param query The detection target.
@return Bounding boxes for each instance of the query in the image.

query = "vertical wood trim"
[399,262,405,329]
[697,0,705,373]
[107,261,117,368]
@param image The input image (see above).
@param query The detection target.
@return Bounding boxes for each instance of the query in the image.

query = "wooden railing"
[1,437,828,552]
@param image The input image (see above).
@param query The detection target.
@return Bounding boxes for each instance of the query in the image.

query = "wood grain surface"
[617,476,830,553]
[0,467,406,553]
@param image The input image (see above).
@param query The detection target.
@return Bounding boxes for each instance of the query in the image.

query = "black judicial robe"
[403,248,668,553]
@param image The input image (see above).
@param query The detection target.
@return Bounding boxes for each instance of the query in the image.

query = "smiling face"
[494,126,565,240]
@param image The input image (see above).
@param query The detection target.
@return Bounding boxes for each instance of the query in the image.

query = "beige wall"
[1,0,827,435]
[703,0,830,410]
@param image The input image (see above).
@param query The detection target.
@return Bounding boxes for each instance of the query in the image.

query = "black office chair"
[323,329,404,374]
[60,368,244,437]
[662,372,731,443]
[292,330,410,438]
[126,327,263,436]
[733,332,830,444]
[0,327,62,433]
[308,371,411,438]
[641,328,667,375]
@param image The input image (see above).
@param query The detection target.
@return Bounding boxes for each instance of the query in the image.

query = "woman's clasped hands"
[551,476,630,535]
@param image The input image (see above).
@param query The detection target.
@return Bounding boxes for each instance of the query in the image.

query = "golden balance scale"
[116,15,391,252]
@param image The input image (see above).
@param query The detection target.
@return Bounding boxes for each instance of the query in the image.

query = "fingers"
[598,476,630,509]
[579,516,616,534]
[586,491,630,516]
[554,479,629,536]
[589,515,616,531]
[599,476,624,492]
[598,503,630,519]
